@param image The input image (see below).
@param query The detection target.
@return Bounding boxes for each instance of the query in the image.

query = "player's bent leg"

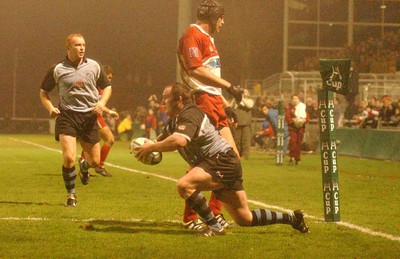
[78,141,101,185]
[217,190,308,232]
[79,141,101,167]
[219,126,240,157]
[99,126,115,146]
[217,190,253,226]
[176,167,223,199]
[177,168,226,235]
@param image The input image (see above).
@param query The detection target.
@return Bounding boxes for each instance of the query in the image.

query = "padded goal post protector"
[318,58,350,222]
[318,90,340,222]
[276,99,284,165]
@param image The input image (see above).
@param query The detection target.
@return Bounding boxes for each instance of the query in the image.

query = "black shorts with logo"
[198,149,244,193]
[55,109,99,144]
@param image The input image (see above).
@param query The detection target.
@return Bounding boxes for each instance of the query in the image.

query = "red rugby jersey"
[177,24,222,96]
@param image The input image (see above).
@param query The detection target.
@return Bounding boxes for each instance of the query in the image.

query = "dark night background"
[0,0,283,118]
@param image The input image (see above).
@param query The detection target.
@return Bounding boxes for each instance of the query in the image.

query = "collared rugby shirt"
[177,24,222,96]
[41,57,110,113]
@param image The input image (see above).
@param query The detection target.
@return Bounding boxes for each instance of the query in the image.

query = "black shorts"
[55,109,99,144]
[198,149,244,193]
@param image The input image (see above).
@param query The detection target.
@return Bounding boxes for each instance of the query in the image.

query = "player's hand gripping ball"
[130,137,162,165]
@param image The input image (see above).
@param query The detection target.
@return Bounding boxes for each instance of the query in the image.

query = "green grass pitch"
[0,134,399,258]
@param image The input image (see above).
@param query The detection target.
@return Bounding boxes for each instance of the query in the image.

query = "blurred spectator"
[368,97,377,108]
[380,96,397,126]
[117,113,134,141]
[105,108,118,137]
[252,96,266,118]
[360,106,379,129]
[132,106,147,136]
[253,119,275,151]
[305,97,318,120]
[157,104,168,135]
[231,89,254,160]
[254,104,289,154]
[344,98,359,124]
[285,95,309,165]
[352,99,377,128]
[142,107,157,139]
[148,94,161,134]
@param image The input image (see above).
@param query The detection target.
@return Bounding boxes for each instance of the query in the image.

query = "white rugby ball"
[130,137,162,165]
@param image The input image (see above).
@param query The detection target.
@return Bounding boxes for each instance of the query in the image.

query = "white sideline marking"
[9,137,62,154]
[0,216,181,224]
[8,137,400,243]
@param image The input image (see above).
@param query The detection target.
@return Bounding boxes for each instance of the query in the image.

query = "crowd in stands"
[104,88,398,158]
[291,30,400,74]
[251,90,399,126]
[344,95,400,128]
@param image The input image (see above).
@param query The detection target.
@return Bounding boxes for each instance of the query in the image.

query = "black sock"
[62,166,76,194]
[251,209,293,226]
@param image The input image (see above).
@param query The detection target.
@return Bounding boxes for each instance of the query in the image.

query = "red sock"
[208,192,223,215]
[81,151,85,159]
[98,144,111,169]
[183,200,198,223]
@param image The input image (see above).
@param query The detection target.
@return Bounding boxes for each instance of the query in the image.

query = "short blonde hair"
[65,34,84,49]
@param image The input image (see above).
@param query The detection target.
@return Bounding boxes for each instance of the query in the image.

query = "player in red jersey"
[177,0,243,230]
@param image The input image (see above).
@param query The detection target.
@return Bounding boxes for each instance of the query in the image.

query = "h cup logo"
[326,66,343,91]
[319,58,350,96]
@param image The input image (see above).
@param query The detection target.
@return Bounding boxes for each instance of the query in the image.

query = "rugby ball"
[130,137,162,165]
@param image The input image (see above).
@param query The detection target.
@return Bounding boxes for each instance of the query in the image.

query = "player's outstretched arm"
[135,134,187,161]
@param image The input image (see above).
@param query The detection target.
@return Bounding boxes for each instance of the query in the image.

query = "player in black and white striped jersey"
[134,83,309,236]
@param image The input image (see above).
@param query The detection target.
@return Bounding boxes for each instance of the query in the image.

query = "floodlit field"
[1,134,399,258]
